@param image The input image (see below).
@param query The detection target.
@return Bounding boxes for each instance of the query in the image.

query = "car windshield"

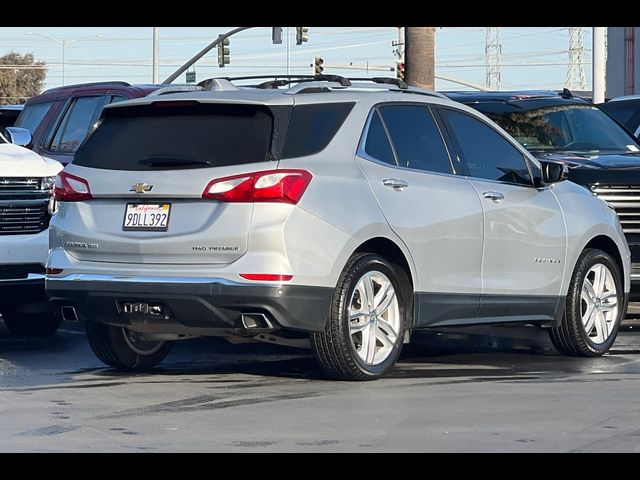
[481,104,640,154]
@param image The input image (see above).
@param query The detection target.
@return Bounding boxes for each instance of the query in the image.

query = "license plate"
[123,203,171,231]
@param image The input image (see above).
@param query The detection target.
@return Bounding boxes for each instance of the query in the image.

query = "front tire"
[86,322,173,371]
[550,248,623,356]
[2,309,61,337]
[311,253,408,380]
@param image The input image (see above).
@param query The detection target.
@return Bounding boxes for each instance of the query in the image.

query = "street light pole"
[24,32,102,86]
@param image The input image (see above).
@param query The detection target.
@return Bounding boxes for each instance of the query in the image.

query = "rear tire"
[86,321,173,371]
[311,253,408,381]
[2,309,61,337]
[549,248,623,357]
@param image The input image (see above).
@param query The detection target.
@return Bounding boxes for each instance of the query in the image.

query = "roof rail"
[199,74,353,89]
[43,81,132,93]
[282,81,349,95]
[348,77,409,90]
[189,74,445,99]
[146,85,204,97]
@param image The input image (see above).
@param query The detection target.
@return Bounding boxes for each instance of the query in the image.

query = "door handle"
[482,191,504,201]
[383,178,409,190]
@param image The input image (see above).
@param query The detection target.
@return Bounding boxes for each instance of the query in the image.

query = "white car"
[0,127,62,336]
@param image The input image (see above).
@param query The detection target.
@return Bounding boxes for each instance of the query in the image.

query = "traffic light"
[314,56,324,75]
[217,36,230,67]
[296,27,309,45]
[396,61,405,80]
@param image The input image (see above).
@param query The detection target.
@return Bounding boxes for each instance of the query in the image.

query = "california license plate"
[123,203,171,231]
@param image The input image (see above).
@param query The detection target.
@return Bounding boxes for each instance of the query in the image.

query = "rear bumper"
[45,274,332,333]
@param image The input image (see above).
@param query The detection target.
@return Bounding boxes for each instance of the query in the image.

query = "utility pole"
[566,27,586,90]
[393,27,405,61]
[593,27,607,103]
[485,27,501,89]
[152,27,159,84]
[404,27,436,89]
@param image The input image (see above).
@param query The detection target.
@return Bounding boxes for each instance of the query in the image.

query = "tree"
[405,27,436,90]
[0,52,47,105]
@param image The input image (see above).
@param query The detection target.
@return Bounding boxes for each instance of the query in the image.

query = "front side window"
[49,96,102,153]
[442,109,532,186]
[378,105,453,174]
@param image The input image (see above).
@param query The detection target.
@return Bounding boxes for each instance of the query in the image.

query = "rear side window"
[379,105,453,174]
[50,96,102,153]
[15,101,54,134]
[442,109,532,186]
[75,103,274,171]
[364,111,396,165]
[281,103,354,158]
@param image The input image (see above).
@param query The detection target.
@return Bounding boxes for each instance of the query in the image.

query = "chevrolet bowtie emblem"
[130,183,153,194]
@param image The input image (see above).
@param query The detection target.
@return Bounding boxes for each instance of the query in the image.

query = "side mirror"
[5,127,32,147]
[537,159,568,186]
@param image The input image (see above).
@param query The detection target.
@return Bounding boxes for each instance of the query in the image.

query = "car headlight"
[41,176,56,190]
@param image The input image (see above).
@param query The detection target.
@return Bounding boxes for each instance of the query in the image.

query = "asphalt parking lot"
[2,320,640,452]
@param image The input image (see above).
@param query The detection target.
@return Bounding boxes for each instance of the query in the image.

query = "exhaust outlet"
[61,306,79,322]
[241,313,275,331]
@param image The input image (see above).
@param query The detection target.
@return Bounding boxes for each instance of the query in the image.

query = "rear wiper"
[138,155,212,169]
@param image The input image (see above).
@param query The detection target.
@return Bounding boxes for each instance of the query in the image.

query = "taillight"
[202,169,312,204]
[53,172,92,202]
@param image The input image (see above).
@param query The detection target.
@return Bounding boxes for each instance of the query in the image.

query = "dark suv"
[446,90,640,304]
[14,82,162,165]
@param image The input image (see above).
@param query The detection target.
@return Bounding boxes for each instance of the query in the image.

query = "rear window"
[15,101,54,134]
[74,103,275,171]
[281,103,354,158]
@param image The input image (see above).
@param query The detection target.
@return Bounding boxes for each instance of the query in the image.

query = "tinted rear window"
[15,101,54,133]
[281,103,354,158]
[74,103,274,171]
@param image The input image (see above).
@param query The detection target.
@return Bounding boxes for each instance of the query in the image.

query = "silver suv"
[45,76,631,380]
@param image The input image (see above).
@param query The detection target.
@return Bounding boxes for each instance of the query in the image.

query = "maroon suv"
[14,81,162,165]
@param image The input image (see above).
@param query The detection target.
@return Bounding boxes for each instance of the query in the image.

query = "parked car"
[46,76,629,380]
[0,127,62,336]
[599,94,640,137]
[0,105,23,131]
[13,82,163,165]
[446,90,640,306]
